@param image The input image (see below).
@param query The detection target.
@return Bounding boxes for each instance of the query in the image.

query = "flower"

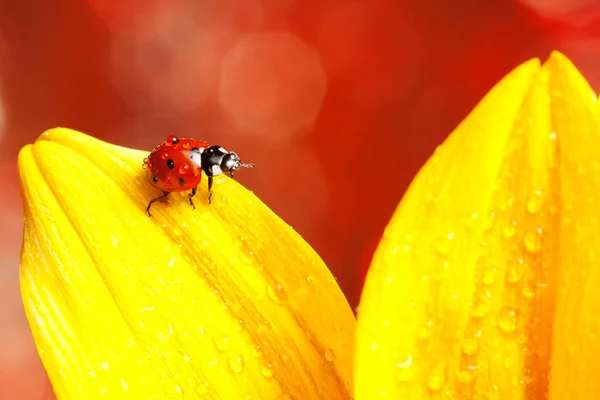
[19,50,600,399]
[356,51,600,398]
[18,128,355,399]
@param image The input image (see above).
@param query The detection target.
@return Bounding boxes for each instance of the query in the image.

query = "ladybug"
[143,135,254,216]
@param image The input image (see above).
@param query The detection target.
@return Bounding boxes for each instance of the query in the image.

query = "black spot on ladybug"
[178,177,185,186]
[171,137,179,144]
[167,159,175,169]
[152,175,159,183]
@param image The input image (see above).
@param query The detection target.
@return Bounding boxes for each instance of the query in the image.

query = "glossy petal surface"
[19,128,355,399]
[355,52,600,399]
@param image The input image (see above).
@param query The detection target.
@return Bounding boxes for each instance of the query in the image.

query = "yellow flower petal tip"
[355,52,600,399]
[19,128,355,399]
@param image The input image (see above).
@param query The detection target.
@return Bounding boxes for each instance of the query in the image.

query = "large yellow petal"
[547,53,600,398]
[356,51,600,399]
[19,128,355,399]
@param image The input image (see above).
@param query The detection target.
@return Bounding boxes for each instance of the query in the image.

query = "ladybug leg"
[188,187,197,210]
[146,191,170,217]
[207,176,214,204]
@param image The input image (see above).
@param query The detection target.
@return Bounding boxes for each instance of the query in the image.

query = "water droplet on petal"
[503,221,517,238]
[324,348,336,362]
[228,355,245,373]
[436,232,455,255]
[267,283,288,304]
[521,283,534,299]
[498,308,518,333]
[457,370,474,383]
[395,355,414,382]
[471,291,492,318]
[527,189,544,213]
[524,229,542,253]
[506,258,525,283]
[261,363,274,378]
[461,338,478,355]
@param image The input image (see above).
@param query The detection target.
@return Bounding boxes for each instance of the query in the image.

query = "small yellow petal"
[19,128,355,399]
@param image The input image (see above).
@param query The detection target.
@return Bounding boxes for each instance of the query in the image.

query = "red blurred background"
[1,0,600,398]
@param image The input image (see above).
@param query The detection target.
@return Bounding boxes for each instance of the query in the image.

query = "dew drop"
[466,213,479,228]
[228,355,245,373]
[527,190,544,213]
[261,363,274,378]
[524,230,542,253]
[178,164,190,175]
[521,284,534,299]
[324,348,336,362]
[267,283,288,304]
[506,258,525,283]
[457,370,474,383]
[461,338,478,356]
[395,355,414,382]
[497,308,518,333]
[436,232,455,255]
[471,291,492,318]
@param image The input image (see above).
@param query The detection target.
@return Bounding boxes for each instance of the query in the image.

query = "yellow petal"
[19,128,355,399]
[356,51,600,399]
[546,53,600,398]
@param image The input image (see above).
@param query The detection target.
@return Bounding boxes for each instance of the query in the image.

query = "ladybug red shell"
[143,135,254,216]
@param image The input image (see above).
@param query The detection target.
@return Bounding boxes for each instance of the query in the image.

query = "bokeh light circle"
[219,32,327,140]
[110,9,221,115]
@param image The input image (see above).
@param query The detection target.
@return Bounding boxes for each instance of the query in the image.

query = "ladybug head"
[201,145,254,177]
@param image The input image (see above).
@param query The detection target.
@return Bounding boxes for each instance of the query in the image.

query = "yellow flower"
[20,50,600,400]
[356,51,600,398]
[18,129,355,399]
